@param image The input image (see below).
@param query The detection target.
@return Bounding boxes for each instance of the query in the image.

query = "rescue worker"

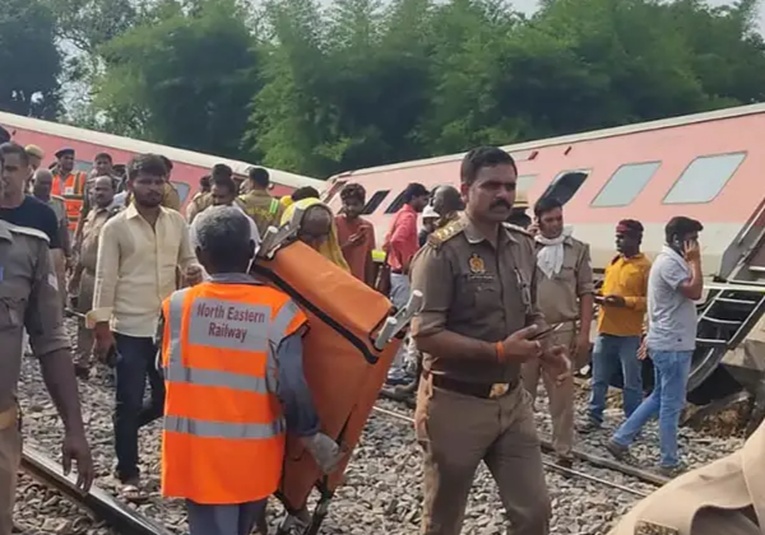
[419,205,439,247]
[159,206,342,535]
[239,166,283,238]
[431,184,464,228]
[609,419,764,535]
[31,168,72,305]
[68,175,119,378]
[507,190,532,229]
[51,147,88,232]
[24,145,44,193]
[523,196,594,468]
[185,174,212,222]
[410,146,570,535]
[282,198,350,271]
[0,151,94,535]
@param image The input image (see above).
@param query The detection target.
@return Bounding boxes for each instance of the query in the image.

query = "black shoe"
[605,440,629,461]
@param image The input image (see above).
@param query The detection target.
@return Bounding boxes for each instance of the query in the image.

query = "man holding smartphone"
[607,216,703,476]
[410,146,570,535]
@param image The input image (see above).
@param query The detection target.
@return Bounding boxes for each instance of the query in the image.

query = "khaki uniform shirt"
[609,420,765,535]
[0,221,70,412]
[186,192,212,222]
[238,190,284,238]
[79,205,120,273]
[410,214,547,384]
[535,236,594,325]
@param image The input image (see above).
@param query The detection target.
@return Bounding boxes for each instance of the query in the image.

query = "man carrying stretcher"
[158,206,343,535]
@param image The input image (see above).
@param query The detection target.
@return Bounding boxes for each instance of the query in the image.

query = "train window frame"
[73,160,92,173]
[384,190,408,214]
[662,152,747,205]
[590,161,661,208]
[362,190,390,215]
[171,181,191,205]
[538,168,590,206]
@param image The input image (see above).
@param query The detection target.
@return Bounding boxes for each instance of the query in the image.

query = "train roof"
[0,111,324,189]
[330,102,765,179]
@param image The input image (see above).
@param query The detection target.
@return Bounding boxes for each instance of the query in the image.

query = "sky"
[510,0,765,32]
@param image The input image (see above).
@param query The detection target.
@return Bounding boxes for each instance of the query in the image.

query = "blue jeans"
[612,350,692,468]
[588,334,642,424]
[114,334,165,482]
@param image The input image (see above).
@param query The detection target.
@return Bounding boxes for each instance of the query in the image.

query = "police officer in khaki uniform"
[522,196,594,466]
[239,166,283,238]
[0,152,94,535]
[68,175,120,377]
[609,420,765,535]
[185,174,212,222]
[410,146,570,535]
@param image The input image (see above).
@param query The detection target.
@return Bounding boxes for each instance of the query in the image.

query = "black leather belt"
[432,375,515,399]
[390,269,404,274]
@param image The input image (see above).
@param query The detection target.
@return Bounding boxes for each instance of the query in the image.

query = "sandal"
[120,482,148,503]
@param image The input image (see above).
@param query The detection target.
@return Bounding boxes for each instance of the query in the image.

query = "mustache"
[490,200,511,209]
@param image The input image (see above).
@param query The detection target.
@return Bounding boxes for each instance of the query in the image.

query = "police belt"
[431,374,516,399]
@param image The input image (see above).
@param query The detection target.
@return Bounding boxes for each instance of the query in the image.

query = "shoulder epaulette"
[106,205,123,218]
[502,222,533,238]
[7,223,50,243]
[427,218,466,248]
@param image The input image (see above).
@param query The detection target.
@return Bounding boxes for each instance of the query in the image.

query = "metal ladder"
[688,282,765,392]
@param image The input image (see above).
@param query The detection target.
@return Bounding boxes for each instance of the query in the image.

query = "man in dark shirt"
[0,142,61,249]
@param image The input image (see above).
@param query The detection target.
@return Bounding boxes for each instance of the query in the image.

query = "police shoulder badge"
[468,253,485,274]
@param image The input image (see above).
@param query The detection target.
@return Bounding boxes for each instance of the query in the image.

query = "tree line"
[2,0,765,178]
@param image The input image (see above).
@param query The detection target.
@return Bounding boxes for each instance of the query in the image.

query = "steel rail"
[21,445,172,535]
[371,404,658,497]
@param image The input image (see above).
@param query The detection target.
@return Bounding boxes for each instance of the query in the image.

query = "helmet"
[514,190,529,210]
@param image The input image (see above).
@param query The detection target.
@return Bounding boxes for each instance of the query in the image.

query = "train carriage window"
[171,181,191,205]
[538,169,589,206]
[663,152,746,205]
[74,160,92,172]
[362,190,390,215]
[591,162,661,207]
[385,190,408,214]
[517,174,537,192]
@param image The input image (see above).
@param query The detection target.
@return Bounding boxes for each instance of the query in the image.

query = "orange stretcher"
[252,218,422,535]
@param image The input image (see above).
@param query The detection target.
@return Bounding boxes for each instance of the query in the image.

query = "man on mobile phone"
[607,216,704,477]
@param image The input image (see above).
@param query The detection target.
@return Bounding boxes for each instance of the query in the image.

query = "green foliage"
[10,0,765,178]
[0,0,61,118]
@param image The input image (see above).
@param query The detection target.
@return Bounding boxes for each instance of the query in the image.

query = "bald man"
[32,169,71,304]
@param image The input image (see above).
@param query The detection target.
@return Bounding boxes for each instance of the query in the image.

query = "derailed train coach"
[322,102,765,430]
[0,111,324,207]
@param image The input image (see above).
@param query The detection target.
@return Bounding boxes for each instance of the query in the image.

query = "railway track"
[19,444,171,535]
[371,402,667,499]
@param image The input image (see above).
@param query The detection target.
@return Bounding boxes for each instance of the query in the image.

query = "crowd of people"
[0,137,761,535]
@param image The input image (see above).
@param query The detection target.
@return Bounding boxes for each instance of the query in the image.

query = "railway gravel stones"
[13,319,747,534]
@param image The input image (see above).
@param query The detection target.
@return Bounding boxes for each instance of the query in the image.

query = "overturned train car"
[322,102,765,424]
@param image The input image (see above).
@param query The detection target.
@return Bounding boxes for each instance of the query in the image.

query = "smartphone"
[529,323,563,341]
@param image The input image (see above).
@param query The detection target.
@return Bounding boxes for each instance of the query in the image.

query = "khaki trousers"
[0,409,21,535]
[415,375,550,535]
[522,329,577,459]
[75,271,95,368]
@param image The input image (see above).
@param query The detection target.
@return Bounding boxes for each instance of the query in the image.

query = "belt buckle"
[489,383,509,399]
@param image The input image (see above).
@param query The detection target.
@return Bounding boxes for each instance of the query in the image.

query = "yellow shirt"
[87,203,198,337]
[597,253,652,337]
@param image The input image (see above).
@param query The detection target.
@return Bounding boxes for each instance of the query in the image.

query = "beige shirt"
[535,236,594,325]
[87,203,197,337]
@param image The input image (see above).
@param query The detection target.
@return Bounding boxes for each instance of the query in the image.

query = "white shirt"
[88,203,198,337]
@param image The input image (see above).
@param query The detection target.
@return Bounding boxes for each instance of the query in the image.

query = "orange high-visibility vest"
[52,171,87,231]
[160,278,307,504]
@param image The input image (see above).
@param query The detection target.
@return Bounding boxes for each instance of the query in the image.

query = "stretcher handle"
[373,290,423,350]
[257,206,306,260]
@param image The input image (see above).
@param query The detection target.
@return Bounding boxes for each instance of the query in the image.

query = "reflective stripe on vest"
[161,282,304,502]
[164,288,300,438]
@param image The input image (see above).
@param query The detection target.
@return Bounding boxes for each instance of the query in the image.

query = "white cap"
[422,205,438,220]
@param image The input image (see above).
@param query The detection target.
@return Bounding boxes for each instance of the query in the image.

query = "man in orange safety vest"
[158,206,343,535]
